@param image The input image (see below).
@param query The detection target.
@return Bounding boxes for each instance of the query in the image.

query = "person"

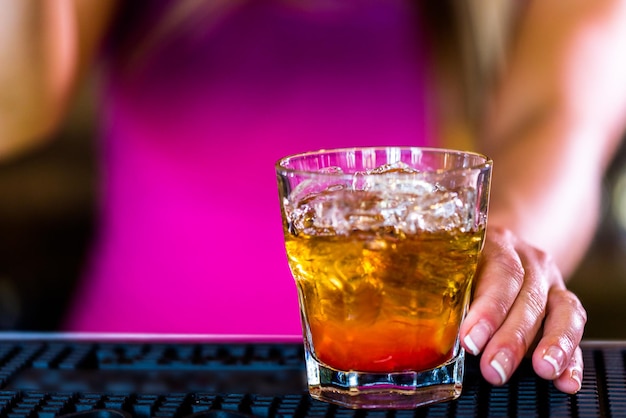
[2,0,626,395]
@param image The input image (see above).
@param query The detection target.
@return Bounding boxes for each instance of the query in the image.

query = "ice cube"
[286,164,477,235]
[366,161,419,175]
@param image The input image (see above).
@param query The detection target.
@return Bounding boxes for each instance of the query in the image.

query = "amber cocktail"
[276,147,492,409]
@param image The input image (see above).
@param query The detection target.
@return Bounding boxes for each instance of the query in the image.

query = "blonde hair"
[408,1,521,150]
[120,0,523,149]
[125,0,517,71]
[121,0,246,71]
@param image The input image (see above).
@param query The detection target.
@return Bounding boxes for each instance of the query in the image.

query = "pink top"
[64,0,432,335]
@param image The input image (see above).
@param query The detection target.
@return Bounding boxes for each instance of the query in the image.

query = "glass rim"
[275,146,493,176]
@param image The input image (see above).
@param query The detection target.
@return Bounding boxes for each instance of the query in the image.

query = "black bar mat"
[0,339,618,417]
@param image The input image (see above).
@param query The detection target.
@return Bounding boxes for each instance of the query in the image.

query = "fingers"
[460,226,586,393]
[551,346,584,394]
[460,227,526,357]
[477,236,553,386]
[532,288,587,393]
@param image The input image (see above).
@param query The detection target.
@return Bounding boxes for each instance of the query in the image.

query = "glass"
[276,147,492,409]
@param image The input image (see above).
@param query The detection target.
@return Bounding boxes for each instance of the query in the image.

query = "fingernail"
[542,346,566,377]
[571,367,583,392]
[463,320,491,355]
[490,351,512,384]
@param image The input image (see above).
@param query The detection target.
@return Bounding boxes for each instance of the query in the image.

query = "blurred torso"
[65,0,433,334]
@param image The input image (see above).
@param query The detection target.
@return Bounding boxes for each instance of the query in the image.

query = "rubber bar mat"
[0,340,620,417]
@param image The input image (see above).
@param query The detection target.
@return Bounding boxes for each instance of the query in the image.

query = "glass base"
[305,349,465,410]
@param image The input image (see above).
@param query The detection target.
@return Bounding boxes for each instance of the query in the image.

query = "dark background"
[1,78,626,338]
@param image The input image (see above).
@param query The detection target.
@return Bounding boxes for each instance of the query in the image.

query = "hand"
[459,226,587,394]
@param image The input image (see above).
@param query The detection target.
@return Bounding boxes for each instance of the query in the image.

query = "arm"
[483,0,626,277]
[462,0,626,394]
[0,0,119,161]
